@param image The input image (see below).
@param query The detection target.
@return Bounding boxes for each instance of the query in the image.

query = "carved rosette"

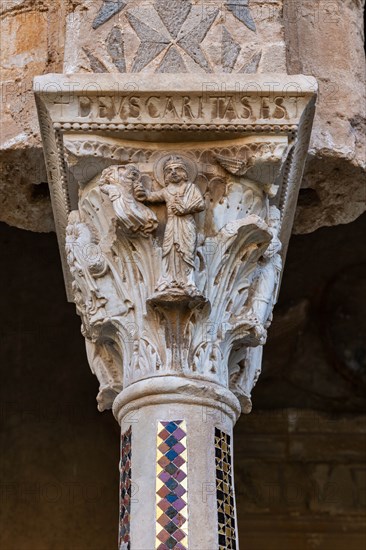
[35,74,317,414]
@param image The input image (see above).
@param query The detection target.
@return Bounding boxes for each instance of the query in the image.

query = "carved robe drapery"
[144,181,205,286]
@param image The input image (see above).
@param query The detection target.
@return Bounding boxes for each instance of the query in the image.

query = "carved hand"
[171,199,186,215]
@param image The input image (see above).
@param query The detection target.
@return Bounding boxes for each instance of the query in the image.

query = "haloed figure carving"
[135,155,205,296]
[100,164,158,237]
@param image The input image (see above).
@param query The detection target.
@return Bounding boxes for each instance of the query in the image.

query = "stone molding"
[112,376,241,424]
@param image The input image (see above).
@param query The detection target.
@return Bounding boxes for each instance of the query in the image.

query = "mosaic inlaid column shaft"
[156,420,188,549]
[114,377,240,550]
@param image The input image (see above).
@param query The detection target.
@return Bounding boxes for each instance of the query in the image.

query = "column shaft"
[117,391,238,550]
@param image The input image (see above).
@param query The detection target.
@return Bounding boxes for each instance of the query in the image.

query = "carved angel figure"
[99,164,158,237]
[135,155,205,295]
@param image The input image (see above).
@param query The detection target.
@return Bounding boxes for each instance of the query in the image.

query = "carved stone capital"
[35,74,317,414]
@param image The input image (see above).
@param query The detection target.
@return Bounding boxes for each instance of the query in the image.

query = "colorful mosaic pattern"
[156,421,188,550]
[119,426,132,550]
[215,428,237,550]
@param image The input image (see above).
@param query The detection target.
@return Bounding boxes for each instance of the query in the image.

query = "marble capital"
[34,74,317,415]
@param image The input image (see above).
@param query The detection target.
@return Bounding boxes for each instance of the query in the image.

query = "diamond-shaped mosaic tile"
[119,426,132,550]
[156,421,188,550]
[215,428,237,550]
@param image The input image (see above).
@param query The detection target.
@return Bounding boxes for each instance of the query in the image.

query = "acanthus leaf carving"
[64,144,284,403]
[35,74,317,412]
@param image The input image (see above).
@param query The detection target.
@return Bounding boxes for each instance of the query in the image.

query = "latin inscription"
[73,94,300,123]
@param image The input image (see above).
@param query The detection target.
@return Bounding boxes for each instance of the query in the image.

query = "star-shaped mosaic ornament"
[126,0,219,72]
[90,0,257,73]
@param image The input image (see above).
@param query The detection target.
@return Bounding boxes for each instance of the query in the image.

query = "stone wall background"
[0,213,365,549]
[235,410,366,550]
[1,0,365,234]
[0,0,66,231]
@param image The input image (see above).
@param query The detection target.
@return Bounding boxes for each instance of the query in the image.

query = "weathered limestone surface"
[284,0,366,233]
[1,0,365,233]
[63,0,286,74]
[0,0,66,232]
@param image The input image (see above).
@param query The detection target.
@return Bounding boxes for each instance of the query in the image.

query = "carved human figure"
[216,142,283,220]
[135,155,205,294]
[240,177,277,219]
[247,206,282,327]
[99,164,158,237]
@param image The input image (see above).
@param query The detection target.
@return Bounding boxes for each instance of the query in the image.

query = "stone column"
[34,74,316,548]
[115,378,240,549]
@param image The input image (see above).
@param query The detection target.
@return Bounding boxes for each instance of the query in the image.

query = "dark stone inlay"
[178,10,218,72]
[155,0,192,39]
[226,0,256,32]
[107,26,126,72]
[126,12,169,72]
[83,48,108,73]
[238,50,262,73]
[222,26,241,73]
[157,46,187,73]
[92,0,126,30]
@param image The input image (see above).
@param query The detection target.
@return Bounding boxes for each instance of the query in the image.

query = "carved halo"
[154,153,198,187]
